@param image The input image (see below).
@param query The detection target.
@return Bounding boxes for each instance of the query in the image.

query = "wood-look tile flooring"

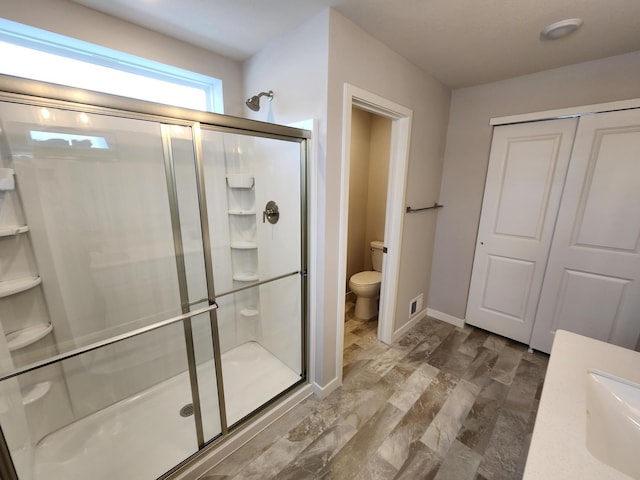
[199,303,549,480]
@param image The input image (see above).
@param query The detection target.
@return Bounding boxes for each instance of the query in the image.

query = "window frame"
[0,18,224,113]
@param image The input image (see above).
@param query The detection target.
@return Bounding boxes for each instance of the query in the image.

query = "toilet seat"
[350,271,381,286]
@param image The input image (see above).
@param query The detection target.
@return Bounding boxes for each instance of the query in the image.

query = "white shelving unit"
[230,241,257,250]
[240,308,259,318]
[232,273,259,282]
[0,157,55,412]
[226,169,260,326]
[226,174,254,189]
[7,323,53,352]
[0,225,29,237]
[0,167,15,191]
[228,209,256,216]
[0,276,42,298]
[21,381,52,406]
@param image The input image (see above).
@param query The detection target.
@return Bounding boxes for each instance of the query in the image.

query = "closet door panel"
[531,108,640,353]
[466,118,578,343]
[573,130,640,251]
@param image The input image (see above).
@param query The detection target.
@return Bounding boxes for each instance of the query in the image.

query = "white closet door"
[466,118,578,343]
[531,109,640,353]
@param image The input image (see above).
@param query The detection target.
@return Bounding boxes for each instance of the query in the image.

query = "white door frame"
[336,84,413,381]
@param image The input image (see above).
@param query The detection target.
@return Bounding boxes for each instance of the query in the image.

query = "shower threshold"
[29,341,300,480]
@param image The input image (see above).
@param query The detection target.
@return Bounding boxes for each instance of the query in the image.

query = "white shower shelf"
[0,225,29,237]
[0,276,41,298]
[230,242,257,250]
[7,323,53,352]
[240,308,259,318]
[232,273,259,282]
[0,167,15,191]
[226,174,254,189]
[228,209,256,216]
[22,381,52,406]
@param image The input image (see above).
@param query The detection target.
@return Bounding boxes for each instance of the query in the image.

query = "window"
[0,19,223,113]
[30,130,111,150]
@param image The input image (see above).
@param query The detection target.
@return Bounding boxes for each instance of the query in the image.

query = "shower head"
[246,90,274,111]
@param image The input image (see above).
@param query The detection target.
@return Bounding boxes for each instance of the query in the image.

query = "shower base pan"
[28,341,300,480]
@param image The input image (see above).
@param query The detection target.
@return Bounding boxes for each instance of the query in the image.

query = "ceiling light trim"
[540,18,584,40]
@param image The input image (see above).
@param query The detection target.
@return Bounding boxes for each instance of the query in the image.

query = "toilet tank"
[370,241,385,272]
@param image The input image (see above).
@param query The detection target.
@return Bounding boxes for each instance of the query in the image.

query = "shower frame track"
[0,73,310,480]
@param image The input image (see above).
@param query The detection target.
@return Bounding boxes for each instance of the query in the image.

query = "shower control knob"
[263,200,279,224]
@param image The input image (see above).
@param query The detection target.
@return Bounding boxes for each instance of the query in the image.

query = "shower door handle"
[263,200,279,224]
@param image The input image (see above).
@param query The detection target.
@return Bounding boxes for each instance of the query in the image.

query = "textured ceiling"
[71,0,640,88]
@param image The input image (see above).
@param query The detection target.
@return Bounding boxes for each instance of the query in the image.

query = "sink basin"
[586,369,640,478]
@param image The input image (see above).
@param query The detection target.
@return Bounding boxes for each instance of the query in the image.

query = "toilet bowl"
[349,240,384,320]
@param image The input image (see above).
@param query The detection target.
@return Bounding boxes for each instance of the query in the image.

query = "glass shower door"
[0,77,309,480]
[0,101,222,480]
[199,128,305,426]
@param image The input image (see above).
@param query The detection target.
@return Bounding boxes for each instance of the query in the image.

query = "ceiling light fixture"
[540,18,583,40]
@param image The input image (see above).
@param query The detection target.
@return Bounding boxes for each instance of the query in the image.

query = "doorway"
[345,107,391,334]
[336,84,413,381]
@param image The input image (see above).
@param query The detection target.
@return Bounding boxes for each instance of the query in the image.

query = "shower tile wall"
[200,129,302,372]
[253,136,302,373]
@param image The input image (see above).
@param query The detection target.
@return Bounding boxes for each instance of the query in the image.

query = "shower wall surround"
[0,75,309,480]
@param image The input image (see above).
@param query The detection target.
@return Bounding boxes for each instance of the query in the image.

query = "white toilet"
[349,240,384,320]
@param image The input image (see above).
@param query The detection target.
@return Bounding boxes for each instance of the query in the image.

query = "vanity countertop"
[523,330,640,480]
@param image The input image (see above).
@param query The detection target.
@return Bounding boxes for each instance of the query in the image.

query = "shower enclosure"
[0,75,309,480]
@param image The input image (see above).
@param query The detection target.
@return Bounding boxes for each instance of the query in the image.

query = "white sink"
[586,369,640,479]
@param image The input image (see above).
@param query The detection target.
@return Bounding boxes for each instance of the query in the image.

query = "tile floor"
[199,303,549,479]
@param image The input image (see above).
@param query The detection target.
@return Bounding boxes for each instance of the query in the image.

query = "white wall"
[0,0,244,115]
[429,50,640,321]
[323,10,450,386]
[242,11,329,127]
[244,8,450,390]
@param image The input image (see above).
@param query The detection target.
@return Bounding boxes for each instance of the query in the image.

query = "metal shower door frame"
[190,122,310,432]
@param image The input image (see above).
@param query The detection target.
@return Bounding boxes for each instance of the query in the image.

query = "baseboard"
[312,376,341,399]
[170,384,313,480]
[426,308,466,328]
[391,308,427,342]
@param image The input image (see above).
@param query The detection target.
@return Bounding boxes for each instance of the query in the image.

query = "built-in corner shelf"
[240,308,259,318]
[0,276,41,298]
[0,168,15,192]
[22,381,52,406]
[7,323,53,351]
[226,174,254,189]
[228,209,256,216]
[0,225,29,237]
[232,273,259,282]
[230,241,257,250]
[226,166,259,318]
